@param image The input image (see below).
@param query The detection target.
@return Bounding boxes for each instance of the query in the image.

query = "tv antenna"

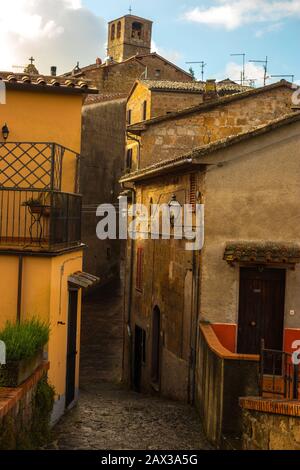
[243,78,258,87]
[186,61,207,82]
[230,53,246,85]
[270,74,294,83]
[249,56,268,86]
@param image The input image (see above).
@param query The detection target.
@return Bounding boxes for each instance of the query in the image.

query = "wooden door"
[237,267,285,355]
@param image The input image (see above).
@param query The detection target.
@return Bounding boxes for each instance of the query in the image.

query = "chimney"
[204,79,217,101]
[50,66,57,77]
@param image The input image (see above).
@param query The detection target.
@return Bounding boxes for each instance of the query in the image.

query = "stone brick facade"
[74,54,193,95]
[128,83,294,169]
[107,15,152,63]
[240,398,300,450]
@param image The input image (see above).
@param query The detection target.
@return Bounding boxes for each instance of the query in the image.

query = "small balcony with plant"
[0,142,82,252]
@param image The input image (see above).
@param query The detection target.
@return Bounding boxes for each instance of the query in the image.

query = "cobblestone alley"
[47,283,211,450]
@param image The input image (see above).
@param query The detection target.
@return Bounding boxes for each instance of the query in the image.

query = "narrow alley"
[47,282,211,450]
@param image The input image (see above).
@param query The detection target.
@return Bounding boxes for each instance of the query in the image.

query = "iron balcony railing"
[0,142,82,250]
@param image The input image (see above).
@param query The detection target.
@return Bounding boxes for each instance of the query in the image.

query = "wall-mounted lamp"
[168,194,182,227]
[2,123,9,141]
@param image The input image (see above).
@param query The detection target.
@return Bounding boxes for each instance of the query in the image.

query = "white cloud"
[221,61,267,87]
[0,0,106,74]
[151,40,183,65]
[183,0,300,30]
[255,21,283,37]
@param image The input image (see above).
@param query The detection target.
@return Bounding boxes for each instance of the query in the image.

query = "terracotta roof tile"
[84,93,127,105]
[140,79,252,94]
[0,71,98,94]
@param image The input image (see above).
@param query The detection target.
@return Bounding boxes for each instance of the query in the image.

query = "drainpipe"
[17,255,23,323]
[120,183,136,387]
[190,248,201,404]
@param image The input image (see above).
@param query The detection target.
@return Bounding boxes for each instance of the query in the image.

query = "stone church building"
[65,14,193,95]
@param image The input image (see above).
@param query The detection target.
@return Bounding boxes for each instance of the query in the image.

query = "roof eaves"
[130,80,295,130]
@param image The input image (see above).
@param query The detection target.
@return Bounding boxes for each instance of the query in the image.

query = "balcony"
[0,142,82,252]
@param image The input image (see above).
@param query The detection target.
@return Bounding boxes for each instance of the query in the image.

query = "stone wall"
[0,363,52,450]
[83,55,192,95]
[240,398,300,450]
[151,91,204,119]
[81,98,126,283]
[82,61,143,95]
[137,85,294,167]
[107,16,152,63]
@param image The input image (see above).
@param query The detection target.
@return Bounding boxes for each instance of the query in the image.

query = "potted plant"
[0,319,49,387]
[22,197,51,217]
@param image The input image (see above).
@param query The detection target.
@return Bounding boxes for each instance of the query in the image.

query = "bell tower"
[107,14,153,63]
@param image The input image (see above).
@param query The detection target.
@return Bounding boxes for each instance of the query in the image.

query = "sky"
[0,0,299,85]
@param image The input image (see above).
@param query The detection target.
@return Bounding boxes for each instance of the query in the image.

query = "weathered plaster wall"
[127,83,151,124]
[81,98,126,282]
[200,121,300,350]
[124,174,195,401]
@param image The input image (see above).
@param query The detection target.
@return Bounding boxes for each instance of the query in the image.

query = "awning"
[68,271,100,288]
[223,242,300,266]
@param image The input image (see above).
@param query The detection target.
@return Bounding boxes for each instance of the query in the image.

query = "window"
[117,21,122,39]
[127,109,132,125]
[155,69,161,78]
[126,148,133,170]
[132,22,143,39]
[136,247,144,291]
[142,100,147,121]
[110,24,115,40]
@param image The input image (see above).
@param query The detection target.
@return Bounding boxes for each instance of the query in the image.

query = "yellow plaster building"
[0,71,98,422]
